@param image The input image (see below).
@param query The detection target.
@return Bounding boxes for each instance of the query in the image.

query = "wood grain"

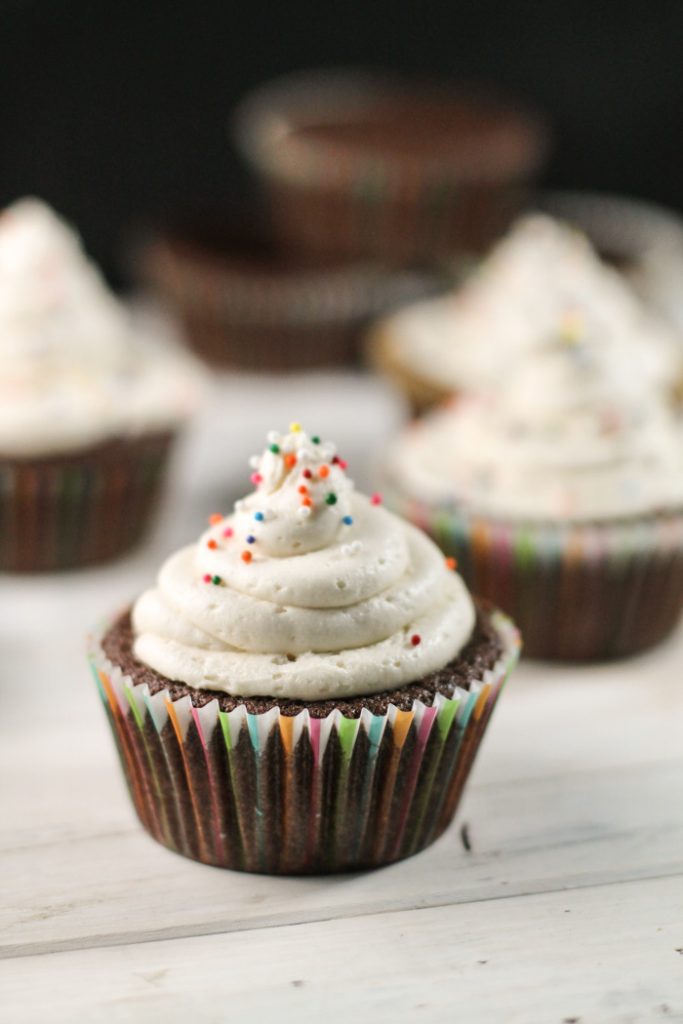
[1,370,682,1020]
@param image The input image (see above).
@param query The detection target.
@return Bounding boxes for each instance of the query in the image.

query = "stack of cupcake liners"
[90,609,520,874]
[233,70,548,267]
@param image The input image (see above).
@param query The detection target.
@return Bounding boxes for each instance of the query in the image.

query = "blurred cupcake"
[384,328,683,661]
[0,198,200,572]
[138,221,442,370]
[369,214,683,413]
[234,70,549,267]
[90,424,520,874]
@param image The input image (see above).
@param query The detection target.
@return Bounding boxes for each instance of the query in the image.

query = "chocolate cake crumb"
[101,601,503,719]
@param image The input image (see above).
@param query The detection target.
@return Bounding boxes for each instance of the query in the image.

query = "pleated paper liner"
[233,71,548,266]
[138,231,443,371]
[387,483,683,661]
[0,432,175,572]
[89,610,520,875]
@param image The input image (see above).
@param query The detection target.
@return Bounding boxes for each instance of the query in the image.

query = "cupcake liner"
[389,484,683,661]
[234,71,548,266]
[0,432,175,572]
[89,611,520,874]
[139,234,443,370]
[257,178,533,268]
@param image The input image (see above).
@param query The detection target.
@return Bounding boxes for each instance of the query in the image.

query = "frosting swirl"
[385,214,682,396]
[133,426,475,699]
[392,331,683,521]
[0,198,200,456]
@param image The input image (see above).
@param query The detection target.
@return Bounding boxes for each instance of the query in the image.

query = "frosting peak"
[232,426,353,557]
[386,213,682,397]
[0,197,201,456]
[392,332,683,521]
[133,426,476,699]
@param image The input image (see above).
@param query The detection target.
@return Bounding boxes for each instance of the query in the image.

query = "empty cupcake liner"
[388,484,683,660]
[233,71,548,265]
[0,432,175,572]
[140,234,443,369]
[89,609,519,874]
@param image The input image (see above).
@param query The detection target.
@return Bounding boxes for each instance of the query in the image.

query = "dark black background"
[2,0,682,281]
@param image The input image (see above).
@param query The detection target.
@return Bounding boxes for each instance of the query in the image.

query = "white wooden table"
[2,370,682,1023]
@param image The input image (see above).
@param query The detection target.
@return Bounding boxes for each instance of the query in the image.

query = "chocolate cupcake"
[0,199,201,572]
[369,214,683,414]
[138,222,441,370]
[234,70,549,267]
[385,329,683,661]
[89,424,520,874]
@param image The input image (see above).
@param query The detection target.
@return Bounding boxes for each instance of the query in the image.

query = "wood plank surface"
[2,370,682,1020]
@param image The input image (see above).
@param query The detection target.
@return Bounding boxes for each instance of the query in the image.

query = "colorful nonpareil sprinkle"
[411,634,421,646]
[209,513,223,525]
[254,512,265,522]
[445,556,458,571]
[212,575,222,585]
[223,527,234,538]
[246,535,256,544]
[325,493,337,505]
[202,573,211,583]
[269,443,280,454]
[318,465,330,479]
[289,421,302,432]
[303,468,313,480]
[370,493,383,505]
[342,515,353,525]
[311,435,321,444]
[251,472,263,485]
[207,539,218,550]
[284,453,297,469]
[241,550,253,563]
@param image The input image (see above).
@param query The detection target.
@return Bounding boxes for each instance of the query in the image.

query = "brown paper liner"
[0,432,175,572]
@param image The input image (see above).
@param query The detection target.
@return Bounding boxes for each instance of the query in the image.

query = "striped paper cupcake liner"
[388,484,683,661]
[0,432,175,572]
[89,610,520,875]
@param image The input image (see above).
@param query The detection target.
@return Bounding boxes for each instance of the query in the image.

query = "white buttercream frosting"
[133,426,476,699]
[391,331,683,521]
[383,214,682,396]
[0,198,200,455]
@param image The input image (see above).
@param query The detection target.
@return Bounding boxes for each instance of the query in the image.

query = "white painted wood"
[2,757,683,958]
[3,876,682,1024]
[1,369,682,1019]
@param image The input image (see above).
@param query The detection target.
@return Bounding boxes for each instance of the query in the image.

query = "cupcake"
[137,221,442,370]
[369,214,683,413]
[89,424,520,874]
[385,329,683,661]
[0,199,200,572]
[234,70,549,267]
